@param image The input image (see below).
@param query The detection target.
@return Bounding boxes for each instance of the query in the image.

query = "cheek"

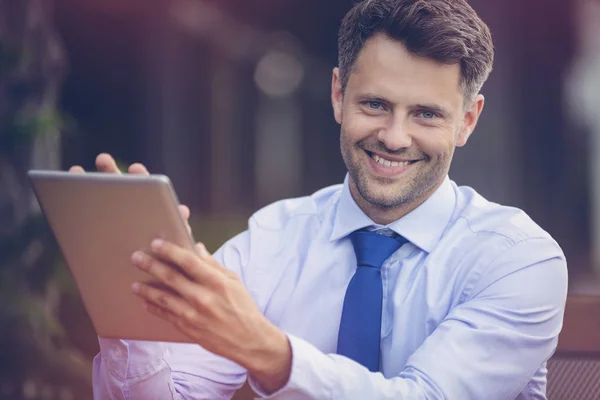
[413,126,457,157]
[342,114,382,143]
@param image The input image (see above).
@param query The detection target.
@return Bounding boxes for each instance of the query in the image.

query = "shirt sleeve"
[248,237,568,399]
[92,230,252,400]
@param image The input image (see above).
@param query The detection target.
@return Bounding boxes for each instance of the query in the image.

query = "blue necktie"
[337,230,406,371]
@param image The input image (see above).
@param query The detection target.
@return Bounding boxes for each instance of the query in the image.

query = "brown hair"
[338,0,494,102]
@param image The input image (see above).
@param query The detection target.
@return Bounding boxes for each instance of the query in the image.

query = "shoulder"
[438,182,567,300]
[214,183,342,270]
[449,182,562,254]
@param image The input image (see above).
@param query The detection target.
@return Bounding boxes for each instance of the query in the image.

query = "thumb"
[195,242,210,258]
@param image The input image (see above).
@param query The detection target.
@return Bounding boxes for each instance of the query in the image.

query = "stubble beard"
[340,130,448,211]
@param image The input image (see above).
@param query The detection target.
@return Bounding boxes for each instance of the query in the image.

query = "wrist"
[240,320,292,394]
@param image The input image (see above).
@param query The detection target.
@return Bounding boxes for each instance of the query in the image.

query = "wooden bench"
[547,295,600,399]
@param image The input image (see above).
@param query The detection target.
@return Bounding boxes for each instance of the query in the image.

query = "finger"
[195,242,210,258]
[179,205,192,236]
[144,301,173,320]
[95,153,121,174]
[143,302,199,337]
[144,301,180,324]
[128,163,150,175]
[132,282,198,322]
[69,165,85,173]
[194,242,236,278]
[131,251,200,301]
[179,205,190,221]
[150,240,218,285]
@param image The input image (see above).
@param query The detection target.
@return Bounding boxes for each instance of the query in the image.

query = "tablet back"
[28,170,196,343]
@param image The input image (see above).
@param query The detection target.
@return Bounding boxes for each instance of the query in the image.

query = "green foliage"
[0,38,69,155]
[0,214,75,339]
[0,28,92,395]
[13,108,65,138]
[1,108,65,155]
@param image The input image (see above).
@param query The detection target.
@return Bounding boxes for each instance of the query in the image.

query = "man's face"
[332,33,483,215]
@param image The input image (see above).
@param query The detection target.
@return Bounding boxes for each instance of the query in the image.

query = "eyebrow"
[358,93,390,104]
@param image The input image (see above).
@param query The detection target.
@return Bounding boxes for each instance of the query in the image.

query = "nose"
[376,115,412,151]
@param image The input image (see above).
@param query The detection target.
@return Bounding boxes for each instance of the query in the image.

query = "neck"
[348,179,443,226]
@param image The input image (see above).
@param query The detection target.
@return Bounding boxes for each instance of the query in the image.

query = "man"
[80,0,568,398]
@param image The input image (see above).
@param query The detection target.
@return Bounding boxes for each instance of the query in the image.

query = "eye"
[420,111,436,119]
[366,101,384,110]
[361,100,386,111]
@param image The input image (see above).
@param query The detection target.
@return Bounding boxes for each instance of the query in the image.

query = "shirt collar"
[330,174,456,253]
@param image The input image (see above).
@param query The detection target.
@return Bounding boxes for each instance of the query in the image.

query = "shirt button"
[112,348,120,358]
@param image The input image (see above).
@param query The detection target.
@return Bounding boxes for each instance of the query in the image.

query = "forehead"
[348,33,464,110]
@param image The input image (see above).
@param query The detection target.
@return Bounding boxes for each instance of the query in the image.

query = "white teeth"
[372,154,410,168]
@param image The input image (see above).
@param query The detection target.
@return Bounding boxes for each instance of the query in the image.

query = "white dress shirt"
[93,175,568,399]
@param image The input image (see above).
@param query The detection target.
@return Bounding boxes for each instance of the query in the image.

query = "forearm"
[235,321,293,394]
[254,253,566,399]
[247,335,432,400]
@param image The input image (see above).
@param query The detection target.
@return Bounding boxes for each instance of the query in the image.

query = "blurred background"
[1,0,600,398]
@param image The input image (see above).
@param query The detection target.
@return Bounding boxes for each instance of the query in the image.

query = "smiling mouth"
[365,151,420,167]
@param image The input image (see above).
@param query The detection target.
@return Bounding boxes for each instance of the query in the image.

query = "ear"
[457,94,485,147]
[331,67,343,124]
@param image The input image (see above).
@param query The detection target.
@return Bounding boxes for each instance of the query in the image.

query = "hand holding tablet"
[69,153,193,235]
[29,154,291,381]
[29,154,199,342]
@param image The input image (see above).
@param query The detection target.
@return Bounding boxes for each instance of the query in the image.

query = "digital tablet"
[28,170,197,343]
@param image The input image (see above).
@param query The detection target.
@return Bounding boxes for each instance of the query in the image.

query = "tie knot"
[350,230,406,269]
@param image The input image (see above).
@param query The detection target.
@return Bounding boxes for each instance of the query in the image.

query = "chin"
[356,177,412,208]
